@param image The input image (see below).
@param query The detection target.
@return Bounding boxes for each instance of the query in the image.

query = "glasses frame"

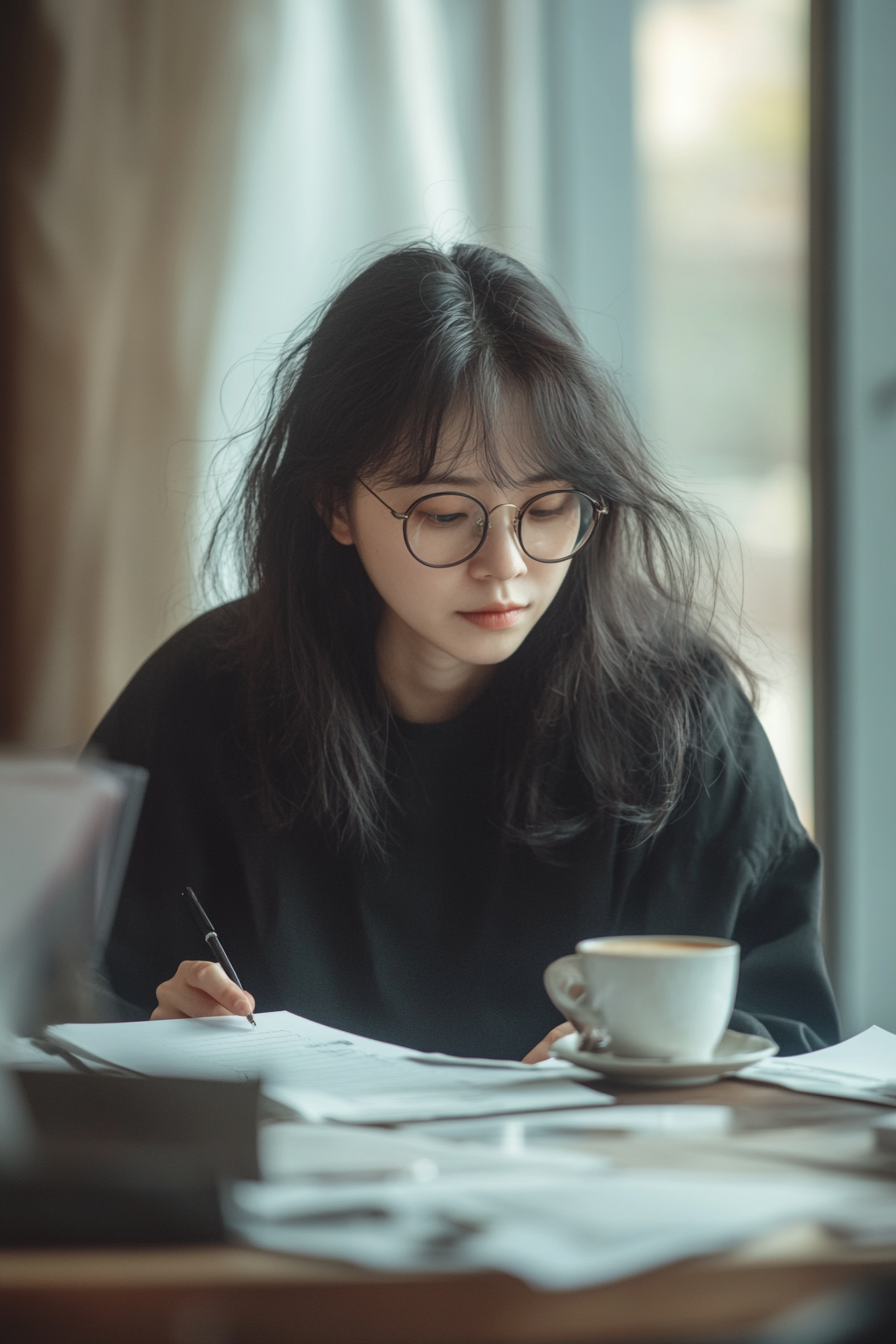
[356,478,609,569]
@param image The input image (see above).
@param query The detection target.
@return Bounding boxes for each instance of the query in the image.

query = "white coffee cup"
[543,935,740,1060]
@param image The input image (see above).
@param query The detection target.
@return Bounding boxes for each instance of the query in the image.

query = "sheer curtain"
[3,0,636,746]
[198,0,637,592]
[6,0,274,747]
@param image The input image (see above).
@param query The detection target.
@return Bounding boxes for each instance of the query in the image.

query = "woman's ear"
[316,497,354,546]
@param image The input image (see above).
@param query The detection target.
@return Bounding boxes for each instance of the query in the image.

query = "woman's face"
[327,422,575,675]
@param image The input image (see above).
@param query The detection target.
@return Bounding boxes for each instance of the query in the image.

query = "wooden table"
[3,1078,896,1344]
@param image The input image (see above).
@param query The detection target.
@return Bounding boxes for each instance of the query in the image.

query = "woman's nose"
[468,506,528,580]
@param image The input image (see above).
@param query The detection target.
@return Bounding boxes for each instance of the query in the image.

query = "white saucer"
[551,1028,778,1088]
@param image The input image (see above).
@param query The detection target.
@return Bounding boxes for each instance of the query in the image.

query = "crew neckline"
[391,692,490,737]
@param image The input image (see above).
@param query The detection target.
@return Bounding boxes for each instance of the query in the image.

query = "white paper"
[228,1167,887,1290]
[404,1105,733,1147]
[742,1026,896,1105]
[3,1037,77,1072]
[259,1121,608,1182]
[47,1011,613,1123]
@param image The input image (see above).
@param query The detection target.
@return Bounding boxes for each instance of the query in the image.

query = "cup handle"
[543,954,605,1040]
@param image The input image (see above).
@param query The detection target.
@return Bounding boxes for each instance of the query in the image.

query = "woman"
[90,242,839,1061]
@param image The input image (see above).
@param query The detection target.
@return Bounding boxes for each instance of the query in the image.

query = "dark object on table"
[0,1168,224,1247]
[17,1069,261,1180]
[0,1070,259,1248]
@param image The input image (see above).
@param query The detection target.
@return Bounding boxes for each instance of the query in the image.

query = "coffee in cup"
[543,935,739,1060]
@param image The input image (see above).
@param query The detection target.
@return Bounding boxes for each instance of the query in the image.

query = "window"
[636,0,812,825]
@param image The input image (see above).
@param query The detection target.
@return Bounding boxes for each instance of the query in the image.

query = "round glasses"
[357,479,609,568]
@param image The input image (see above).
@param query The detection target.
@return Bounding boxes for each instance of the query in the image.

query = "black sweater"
[90,605,840,1059]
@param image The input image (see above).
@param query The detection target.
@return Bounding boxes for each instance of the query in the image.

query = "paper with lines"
[47,1010,612,1123]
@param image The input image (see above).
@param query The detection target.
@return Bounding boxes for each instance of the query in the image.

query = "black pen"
[184,886,256,1026]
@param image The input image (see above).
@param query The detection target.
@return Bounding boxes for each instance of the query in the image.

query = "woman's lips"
[458,606,527,630]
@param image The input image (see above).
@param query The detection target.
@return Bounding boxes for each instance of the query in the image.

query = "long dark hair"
[210,242,752,853]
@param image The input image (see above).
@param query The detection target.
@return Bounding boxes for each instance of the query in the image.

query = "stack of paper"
[742,1027,896,1105]
[40,1014,896,1289]
[232,1100,896,1288]
[405,1106,734,1146]
[258,1121,609,1182]
[46,1011,614,1124]
[227,1164,896,1290]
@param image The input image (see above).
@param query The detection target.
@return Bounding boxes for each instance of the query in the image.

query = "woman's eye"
[528,507,565,521]
[421,511,466,526]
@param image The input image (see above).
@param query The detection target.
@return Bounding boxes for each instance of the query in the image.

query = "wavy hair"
[209,242,752,853]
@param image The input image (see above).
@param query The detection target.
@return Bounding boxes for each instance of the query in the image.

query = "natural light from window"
[635,0,812,827]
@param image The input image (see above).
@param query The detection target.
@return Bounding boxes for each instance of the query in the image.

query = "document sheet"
[46,1011,613,1123]
[742,1026,896,1105]
[258,1121,608,1183]
[227,1164,896,1290]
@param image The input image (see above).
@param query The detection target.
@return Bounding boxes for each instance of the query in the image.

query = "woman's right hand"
[151,961,256,1020]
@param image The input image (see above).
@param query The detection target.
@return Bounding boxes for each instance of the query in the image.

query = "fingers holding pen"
[192,959,255,1014]
[151,960,256,1021]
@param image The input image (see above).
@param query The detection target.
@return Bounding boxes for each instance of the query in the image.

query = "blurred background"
[1,1,894,1033]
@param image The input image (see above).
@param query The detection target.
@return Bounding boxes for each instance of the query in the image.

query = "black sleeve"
[729,831,839,1053]
[706,678,840,1054]
[85,610,251,1018]
[620,671,841,1055]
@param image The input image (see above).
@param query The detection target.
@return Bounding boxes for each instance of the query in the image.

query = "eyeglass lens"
[403,492,596,567]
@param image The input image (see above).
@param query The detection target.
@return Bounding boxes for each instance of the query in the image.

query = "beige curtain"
[7,0,273,747]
